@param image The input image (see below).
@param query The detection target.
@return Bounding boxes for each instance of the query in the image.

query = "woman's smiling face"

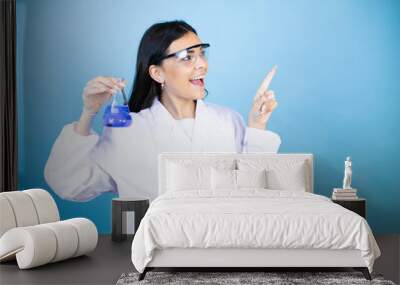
[154,32,209,101]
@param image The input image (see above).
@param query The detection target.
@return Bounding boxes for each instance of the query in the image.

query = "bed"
[131,153,380,281]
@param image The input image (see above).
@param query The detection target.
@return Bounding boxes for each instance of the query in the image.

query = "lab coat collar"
[149,97,209,151]
[150,97,206,126]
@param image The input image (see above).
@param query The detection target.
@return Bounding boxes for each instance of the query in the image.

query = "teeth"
[190,75,205,80]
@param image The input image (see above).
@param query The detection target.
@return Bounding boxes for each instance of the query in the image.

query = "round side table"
[112,197,149,242]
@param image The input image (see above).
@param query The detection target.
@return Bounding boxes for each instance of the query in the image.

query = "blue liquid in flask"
[103,92,132,127]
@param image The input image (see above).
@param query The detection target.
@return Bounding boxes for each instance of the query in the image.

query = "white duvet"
[131,190,380,273]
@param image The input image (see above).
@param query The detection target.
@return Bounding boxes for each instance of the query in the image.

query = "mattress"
[131,189,380,273]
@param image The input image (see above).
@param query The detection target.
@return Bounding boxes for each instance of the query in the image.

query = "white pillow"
[211,168,236,190]
[237,158,309,191]
[266,168,307,191]
[166,158,236,192]
[236,169,267,188]
[167,162,211,191]
[211,168,268,190]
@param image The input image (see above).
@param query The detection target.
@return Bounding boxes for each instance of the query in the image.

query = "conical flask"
[103,90,132,127]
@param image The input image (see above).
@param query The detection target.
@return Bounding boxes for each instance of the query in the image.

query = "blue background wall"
[16,0,400,234]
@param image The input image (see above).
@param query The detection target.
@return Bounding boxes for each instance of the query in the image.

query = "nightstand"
[112,197,149,242]
[332,198,366,218]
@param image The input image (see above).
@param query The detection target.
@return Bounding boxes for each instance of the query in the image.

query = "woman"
[44,20,281,201]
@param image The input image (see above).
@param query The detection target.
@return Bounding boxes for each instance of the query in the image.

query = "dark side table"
[112,197,149,242]
[332,198,366,218]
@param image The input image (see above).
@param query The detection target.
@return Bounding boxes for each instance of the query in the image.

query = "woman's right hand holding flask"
[75,76,127,135]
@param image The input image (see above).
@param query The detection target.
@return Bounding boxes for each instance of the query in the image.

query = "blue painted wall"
[16,0,400,234]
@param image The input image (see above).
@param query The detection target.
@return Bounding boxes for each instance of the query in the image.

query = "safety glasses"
[157,43,210,66]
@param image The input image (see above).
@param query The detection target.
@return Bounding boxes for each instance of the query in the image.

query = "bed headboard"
[158,153,314,195]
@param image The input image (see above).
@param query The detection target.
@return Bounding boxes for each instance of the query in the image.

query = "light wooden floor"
[0,235,399,285]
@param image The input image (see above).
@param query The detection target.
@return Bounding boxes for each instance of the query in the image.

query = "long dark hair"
[128,20,197,113]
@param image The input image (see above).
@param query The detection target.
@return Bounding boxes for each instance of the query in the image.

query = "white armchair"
[0,189,98,269]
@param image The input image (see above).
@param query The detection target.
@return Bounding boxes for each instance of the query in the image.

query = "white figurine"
[342,156,352,189]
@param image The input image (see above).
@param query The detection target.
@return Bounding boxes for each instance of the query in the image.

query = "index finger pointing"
[257,65,277,95]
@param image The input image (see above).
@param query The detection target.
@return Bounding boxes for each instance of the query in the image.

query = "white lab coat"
[44,98,281,201]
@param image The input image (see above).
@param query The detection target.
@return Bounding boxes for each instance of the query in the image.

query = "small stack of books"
[332,188,358,200]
